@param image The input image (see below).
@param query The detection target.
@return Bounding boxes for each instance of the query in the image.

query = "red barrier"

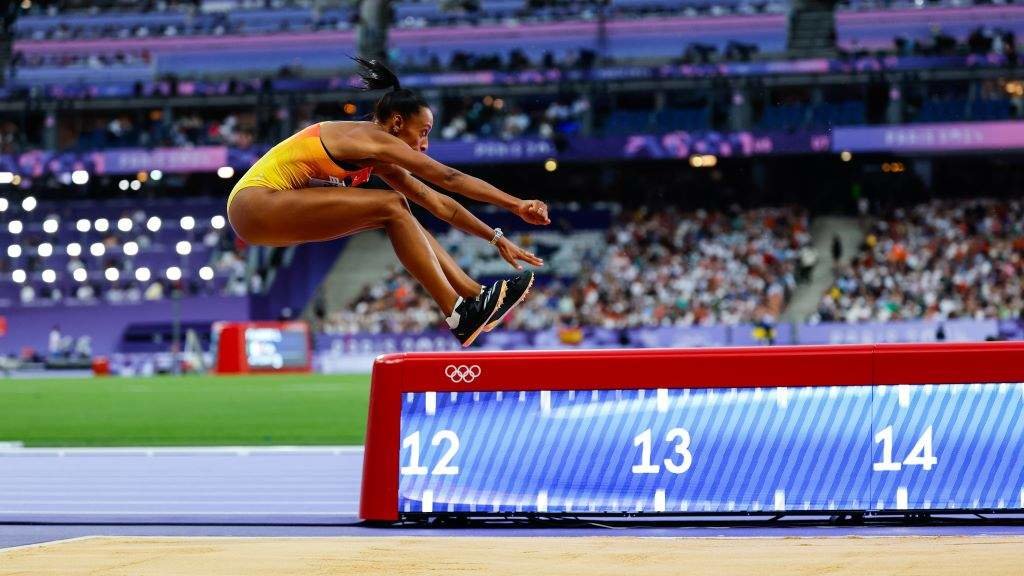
[359,342,1024,521]
[213,320,312,374]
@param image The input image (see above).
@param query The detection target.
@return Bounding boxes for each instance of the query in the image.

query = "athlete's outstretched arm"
[361,130,551,226]
[376,165,543,270]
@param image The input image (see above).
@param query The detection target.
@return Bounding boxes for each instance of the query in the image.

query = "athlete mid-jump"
[227,58,547,346]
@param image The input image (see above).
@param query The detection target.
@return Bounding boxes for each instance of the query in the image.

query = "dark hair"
[351,56,429,123]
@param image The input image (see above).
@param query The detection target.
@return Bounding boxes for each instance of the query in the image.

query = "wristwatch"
[489,227,504,245]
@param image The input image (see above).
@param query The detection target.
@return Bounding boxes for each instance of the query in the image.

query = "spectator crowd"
[324,205,812,333]
[813,199,1024,324]
[441,94,590,141]
[68,111,258,151]
[15,0,788,41]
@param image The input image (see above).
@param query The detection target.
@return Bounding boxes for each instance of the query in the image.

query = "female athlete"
[227,58,549,346]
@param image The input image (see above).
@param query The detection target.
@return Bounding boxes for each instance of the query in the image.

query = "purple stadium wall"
[0,296,250,357]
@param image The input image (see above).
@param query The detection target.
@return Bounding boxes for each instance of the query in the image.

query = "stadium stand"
[13,0,790,40]
[324,205,811,333]
[0,196,245,307]
[813,198,1024,324]
[8,2,1023,89]
[1,0,1023,364]
[4,80,1019,153]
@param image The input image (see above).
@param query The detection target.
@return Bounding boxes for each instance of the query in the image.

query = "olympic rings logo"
[445,364,482,383]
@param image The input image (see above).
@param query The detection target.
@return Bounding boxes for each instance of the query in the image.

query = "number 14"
[873,426,937,472]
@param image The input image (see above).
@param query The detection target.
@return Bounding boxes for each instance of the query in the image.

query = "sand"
[2,535,1023,575]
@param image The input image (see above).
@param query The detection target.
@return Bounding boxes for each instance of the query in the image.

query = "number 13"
[632,428,693,474]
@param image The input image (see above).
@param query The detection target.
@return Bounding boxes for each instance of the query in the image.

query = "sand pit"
[3,535,1023,575]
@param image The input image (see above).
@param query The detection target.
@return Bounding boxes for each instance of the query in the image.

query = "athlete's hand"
[496,237,544,270]
[516,199,550,225]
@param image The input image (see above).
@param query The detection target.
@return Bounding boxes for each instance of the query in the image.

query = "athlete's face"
[391,107,433,153]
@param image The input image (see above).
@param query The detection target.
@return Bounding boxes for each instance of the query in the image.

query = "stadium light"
[90,242,105,257]
[73,268,88,283]
[175,240,192,256]
[180,216,195,231]
[117,217,133,232]
[37,242,53,258]
[0,172,13,185]
[41,269,56,284]
[7,245,20,258]
[42,218,58,234]
[118,179,130,191]
[199,266,214,281]
[123,241,139,256]
[76,219,91,233]
[71,170,90,185]
[130,180,141,191]
[135,267,152,282]
[0,198,7,212]
[146,216,162,232]
[211,215,226,230]
[94,218,110,233]
[150,170,163,181]
[166,266,182,281]
[217,166,235,179]
[105,268,120,282]
[66,243,82,257]
[8,220,22,234]
[21,196,36,212]
[12,269,26,284]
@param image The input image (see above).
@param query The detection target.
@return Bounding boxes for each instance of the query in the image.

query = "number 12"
[401,430,460,476]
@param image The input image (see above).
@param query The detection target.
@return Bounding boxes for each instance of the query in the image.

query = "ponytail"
[352,56,401,91]
[351,56,429,123]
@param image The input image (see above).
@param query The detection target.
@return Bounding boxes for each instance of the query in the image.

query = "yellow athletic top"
[227,122,373,207]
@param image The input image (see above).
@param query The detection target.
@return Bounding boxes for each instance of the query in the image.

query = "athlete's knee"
[378,190,412,222]
[227,202,259,244]
[227,188,283,245]
[228,216,272,246]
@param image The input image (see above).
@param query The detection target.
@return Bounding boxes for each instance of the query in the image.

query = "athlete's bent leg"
[228,186,459,314]
[415,219,483,300]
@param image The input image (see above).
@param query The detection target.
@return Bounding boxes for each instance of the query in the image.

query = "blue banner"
[8,122,1024,179]
[398,383,1024,514]
[797,319,998,346]
[314,319,996,356]
[832,121,1024,153]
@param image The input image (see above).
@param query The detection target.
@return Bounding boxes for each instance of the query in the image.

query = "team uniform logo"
[445,365,481,383]
[308,167,373,189]
[308,176,347,188]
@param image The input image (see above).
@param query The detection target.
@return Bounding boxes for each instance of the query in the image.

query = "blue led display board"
[398,384,1024,514]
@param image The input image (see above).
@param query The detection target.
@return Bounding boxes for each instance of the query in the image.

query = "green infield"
[0,373,371,447]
